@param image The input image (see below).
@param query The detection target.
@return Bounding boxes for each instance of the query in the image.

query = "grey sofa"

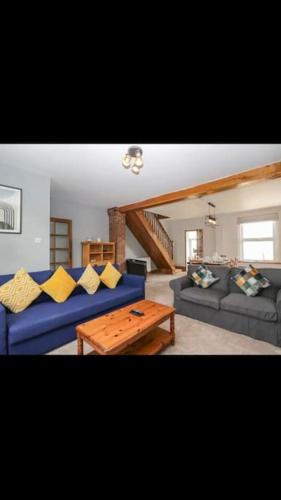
[169,265,281,347]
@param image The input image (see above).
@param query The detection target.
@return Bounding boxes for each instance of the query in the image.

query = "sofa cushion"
[0,270,54,305]
[220,293,277,322]
[0,268,42,313]
[40,266,77,303]
[77,264,100,294]
[231,265,271,297]
[258,268,281,289]
[190,265,220,289]
[188,264,230,292]
[100,262,122,289]
[229,267,278,300]
[95,264,121,289]
[7,285,142,346]
[180,287,227,310]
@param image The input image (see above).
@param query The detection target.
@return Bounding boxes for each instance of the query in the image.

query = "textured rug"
[50,272,281,355]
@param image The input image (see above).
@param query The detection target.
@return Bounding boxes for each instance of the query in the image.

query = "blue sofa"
[0,265,145,355]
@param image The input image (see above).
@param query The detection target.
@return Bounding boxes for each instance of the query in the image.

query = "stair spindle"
[143,210,174,260]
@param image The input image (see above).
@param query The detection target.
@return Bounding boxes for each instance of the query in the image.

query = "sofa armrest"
[277,289,281,322]
[122,273,145,296]
[0,304,8,355]
[169,275,193,295]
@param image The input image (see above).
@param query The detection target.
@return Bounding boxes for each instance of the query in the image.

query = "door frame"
[50,217,73,269]
[184,228,203,269]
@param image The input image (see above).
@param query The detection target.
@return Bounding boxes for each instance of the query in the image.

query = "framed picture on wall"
[0,184,22,234]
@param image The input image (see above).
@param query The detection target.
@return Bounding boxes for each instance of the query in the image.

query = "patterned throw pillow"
[0,267,42,313]
[77,264,100,294]
[231,265,270,297]
[190,265,220,289]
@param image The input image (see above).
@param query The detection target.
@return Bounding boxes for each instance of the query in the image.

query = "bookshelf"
[81,241,115,266]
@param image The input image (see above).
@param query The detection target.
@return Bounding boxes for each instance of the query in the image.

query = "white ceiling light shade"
[122,153,131,168]
[122,146,143,174]
[131,165,140,175]
[135,156,143,168]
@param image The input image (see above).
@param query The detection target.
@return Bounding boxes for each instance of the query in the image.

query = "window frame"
[238,219,279,262]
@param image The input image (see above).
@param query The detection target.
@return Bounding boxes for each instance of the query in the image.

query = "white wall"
[215,206,281,261]
[125,227,156,270]
[162,217,216,266]
[0,165,50,274]
[162,206,281,267]
[150,178,281,219]
[50,197,109,267]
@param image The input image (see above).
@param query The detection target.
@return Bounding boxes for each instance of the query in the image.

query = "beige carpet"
[50,272,281,355]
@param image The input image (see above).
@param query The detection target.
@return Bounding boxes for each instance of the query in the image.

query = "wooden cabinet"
[50,217,72,270]
[81,241,115,267]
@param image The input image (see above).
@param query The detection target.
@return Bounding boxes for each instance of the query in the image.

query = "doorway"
[185,229,203,266]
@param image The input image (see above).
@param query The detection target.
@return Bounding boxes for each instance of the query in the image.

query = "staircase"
[126,210,176,273]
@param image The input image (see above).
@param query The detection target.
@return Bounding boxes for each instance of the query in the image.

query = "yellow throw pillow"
[99,262,122,289]
[0,267,42,313]
[40,266,76,303]
[77,264,100,294]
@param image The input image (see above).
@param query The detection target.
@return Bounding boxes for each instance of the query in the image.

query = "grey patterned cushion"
[190,265,220,289]
[231,265,270,297]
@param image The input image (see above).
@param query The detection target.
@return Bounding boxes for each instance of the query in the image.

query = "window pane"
[242,221,274,239]
[243,241,274,261]
[55,236,68,249]
[56,222,68,235]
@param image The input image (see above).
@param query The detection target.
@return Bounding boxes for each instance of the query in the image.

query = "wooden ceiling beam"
[117,161,281,213]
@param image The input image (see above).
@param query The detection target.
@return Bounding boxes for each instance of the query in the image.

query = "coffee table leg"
[170,312,175,345]
[77,336,84,355]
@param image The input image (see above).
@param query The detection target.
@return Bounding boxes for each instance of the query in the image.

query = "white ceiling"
[0,144,280,209]
[150,177,281,219]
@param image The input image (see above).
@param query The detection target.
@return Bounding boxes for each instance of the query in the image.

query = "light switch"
[34,237,42,244]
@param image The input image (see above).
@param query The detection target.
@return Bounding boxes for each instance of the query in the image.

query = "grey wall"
[0,165,50,274]
[50,197,109,267]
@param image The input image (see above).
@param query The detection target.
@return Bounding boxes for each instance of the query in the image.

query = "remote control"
[129,309,144,317]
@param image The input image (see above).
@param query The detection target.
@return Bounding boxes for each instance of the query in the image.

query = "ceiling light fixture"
[122,146,143,175]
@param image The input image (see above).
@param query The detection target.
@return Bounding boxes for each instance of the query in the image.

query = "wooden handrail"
[143,211,173,259]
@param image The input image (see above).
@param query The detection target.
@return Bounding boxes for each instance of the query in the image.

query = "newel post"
[108,208,126,272]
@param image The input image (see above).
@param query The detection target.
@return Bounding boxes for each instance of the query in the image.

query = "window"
[239,218,278,261]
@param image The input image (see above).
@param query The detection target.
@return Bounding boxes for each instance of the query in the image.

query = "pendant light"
[207,202,217,225]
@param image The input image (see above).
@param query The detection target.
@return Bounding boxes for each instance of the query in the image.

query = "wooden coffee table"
[76,299,175,355]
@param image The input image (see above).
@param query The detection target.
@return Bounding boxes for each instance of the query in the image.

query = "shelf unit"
[81,241,115,266]
[50,217,72,270]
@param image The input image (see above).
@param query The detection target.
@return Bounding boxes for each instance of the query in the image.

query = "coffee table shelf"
[76,300,175,355]
[121,327,172,355]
